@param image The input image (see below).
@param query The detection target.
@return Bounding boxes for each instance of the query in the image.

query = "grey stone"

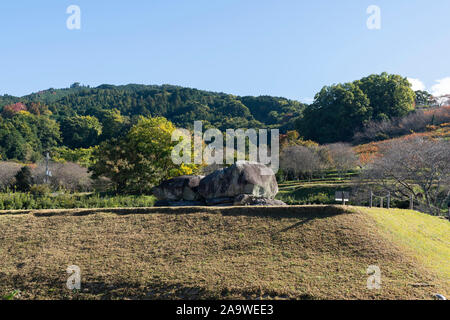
[152,175,204,201]
[198,161,278,200]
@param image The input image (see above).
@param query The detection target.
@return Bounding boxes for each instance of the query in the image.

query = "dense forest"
[0,73,438,162]
[0,83,306,161]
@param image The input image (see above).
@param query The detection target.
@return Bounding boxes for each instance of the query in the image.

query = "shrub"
[14,166,33,192]
[0,192,156,210]
[30,184,51,196]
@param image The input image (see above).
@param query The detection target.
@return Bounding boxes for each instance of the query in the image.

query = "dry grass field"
[0,206,448,300]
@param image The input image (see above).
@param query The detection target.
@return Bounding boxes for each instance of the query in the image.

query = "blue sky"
[1,0,449,102]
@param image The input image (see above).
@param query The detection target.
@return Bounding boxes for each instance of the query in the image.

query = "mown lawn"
[277,180,353,205]
[0,206,448,300]
[353,207,450,280]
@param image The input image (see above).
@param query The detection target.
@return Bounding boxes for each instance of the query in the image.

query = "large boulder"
[198,161,278,200]
[152,175,204,201]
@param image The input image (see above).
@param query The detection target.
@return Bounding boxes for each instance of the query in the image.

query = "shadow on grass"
[270,208,344,236]
[1,272,313,300]
[26,205,352,220]
[277,217,317,233]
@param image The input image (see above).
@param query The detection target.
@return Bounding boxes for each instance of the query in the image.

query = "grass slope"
[353,207,450,281]
[0,206,448,300]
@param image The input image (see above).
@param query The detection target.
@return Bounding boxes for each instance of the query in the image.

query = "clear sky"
[1,0,450,102]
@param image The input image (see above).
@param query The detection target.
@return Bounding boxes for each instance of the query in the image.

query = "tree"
[33,162,92,192]
[0,111,61,161]
[0,126,31,160]
[280,130,318,149]
[298,83,371,143]
[280,145,323,181]
[90,116,198,194]
[355,73,415,120]
[14,166,33,192]
[0,162,22,191]
[61,115,102,149]
[360,137,450,215]
[36,116,62,151]
[298,73,416,144]
[1,102,27,118]
[27,102,50,116]
[415,90,435,107]
[97,108,129,142]
[326,143,358,178]
[51,146,96,168]
[90,138,133,193]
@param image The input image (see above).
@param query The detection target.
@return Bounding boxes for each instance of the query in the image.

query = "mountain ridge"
[1,83,305,132]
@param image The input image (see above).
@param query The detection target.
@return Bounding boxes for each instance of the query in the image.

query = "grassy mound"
[353,207,449,281]
[0,206,448,300]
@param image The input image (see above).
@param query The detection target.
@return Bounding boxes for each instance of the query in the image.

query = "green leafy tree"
[90,116,198,194]
[36,116,62,151]
[0,127,31,160]
[90,138,133,192]
[0,111,60,161]
[355,72,415,120]
[298,73,416,143]
[61,115,102,149]
[415,90,435,107]
[97,108,129,141]
[51,146,97,168]
[299,83,370,143]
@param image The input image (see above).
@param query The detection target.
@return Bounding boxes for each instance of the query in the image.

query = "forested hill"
[1,73,431,162]
[0,83,305,131]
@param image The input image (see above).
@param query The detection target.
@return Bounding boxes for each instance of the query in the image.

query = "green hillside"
[1,206,448,300]
[0,83,305,162]
[1,84,305,131]
[0,73,430,163]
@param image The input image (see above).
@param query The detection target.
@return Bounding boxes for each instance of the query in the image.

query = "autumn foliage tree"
[1,102,27,118]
